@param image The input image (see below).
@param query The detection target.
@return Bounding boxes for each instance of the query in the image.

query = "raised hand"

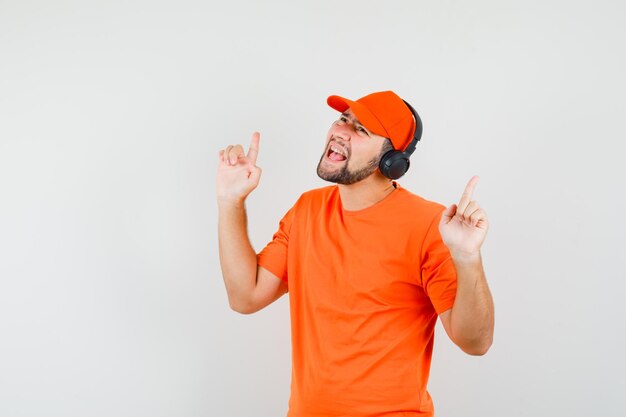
[217,132,262,204]
[439,175,489,258]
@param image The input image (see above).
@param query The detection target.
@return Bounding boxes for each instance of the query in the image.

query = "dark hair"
[381,138,394,155]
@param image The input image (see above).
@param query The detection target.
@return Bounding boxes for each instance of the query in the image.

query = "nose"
[332,122,354,141]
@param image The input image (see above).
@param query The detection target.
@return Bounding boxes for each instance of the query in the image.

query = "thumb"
[248,163,262,185]
[441,204,457,225]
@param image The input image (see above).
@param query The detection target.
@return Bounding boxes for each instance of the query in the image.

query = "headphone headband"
[400,99,423,155]
[378,99,423,180]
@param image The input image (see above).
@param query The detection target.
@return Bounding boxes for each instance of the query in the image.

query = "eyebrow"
[340,112,366,128]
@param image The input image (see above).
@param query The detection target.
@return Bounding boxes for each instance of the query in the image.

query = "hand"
[217,132,262,204]
[439,175,489,258]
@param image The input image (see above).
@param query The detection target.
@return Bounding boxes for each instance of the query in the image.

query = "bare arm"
[439,252,494,355]
[217,198,258,312]
[438,176,495,355]
[217,133,288,314]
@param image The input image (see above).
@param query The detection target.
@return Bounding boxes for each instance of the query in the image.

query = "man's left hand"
[439,175,489,258]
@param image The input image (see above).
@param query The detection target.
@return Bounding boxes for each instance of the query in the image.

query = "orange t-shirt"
[257,182,457,417]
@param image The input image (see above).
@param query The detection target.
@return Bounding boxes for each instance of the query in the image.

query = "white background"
[1,1,625,416]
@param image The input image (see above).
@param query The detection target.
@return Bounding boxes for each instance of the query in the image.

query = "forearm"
[218,199,258,310]
[448,252,494,355]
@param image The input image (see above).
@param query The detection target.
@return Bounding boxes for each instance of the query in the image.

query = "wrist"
[217,195,246,210]
[450,250,482,265]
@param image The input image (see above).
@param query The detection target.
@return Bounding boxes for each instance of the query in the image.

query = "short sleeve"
[257,204,296,284]
[420,208,458,314]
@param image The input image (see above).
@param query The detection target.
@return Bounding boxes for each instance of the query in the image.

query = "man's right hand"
[217,132,262,205]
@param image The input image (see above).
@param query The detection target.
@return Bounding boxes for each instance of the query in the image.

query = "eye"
[357,126,369,135]
[339,116,348,122]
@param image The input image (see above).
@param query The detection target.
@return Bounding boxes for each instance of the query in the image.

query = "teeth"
[331,145,346,156]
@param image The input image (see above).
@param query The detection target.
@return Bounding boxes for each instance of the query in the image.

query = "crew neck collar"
[338,181,401,216]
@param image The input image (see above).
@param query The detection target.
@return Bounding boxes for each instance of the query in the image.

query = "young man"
[217,91,494,417]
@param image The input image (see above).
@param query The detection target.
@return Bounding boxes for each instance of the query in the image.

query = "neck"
[338,172,397,211]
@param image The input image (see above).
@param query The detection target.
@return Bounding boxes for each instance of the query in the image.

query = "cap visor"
[326,95,387,137]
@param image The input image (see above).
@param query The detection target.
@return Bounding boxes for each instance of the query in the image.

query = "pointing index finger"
[247,132,260,165]
[457,175,480,215]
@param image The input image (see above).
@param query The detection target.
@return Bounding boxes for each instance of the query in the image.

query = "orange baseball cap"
[327,90,416,152]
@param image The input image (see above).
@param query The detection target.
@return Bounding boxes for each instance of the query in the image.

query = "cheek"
[353,142,382,162]
[324,128,334,144]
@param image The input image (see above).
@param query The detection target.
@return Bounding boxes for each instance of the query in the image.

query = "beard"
[316,149,382,185]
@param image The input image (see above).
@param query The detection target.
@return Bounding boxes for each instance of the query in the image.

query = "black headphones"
[378,99,423,180]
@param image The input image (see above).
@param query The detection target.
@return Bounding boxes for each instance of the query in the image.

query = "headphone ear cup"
[379,150,410,180]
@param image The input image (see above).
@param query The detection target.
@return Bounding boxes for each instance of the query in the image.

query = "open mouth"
[326,144,348,162]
